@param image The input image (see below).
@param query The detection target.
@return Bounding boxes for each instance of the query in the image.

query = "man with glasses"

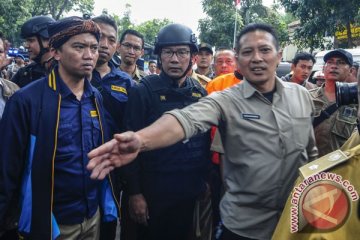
[117,29,147,83]
[310,49,357,157]
[120,24,210,240]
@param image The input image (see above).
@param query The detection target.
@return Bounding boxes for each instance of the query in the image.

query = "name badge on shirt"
[90,110,98,117]
[242,113,260,120]
[111,85,127,94]
[192,92,202,98]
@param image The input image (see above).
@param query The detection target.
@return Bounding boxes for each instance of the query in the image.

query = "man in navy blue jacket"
[0,16,118,240]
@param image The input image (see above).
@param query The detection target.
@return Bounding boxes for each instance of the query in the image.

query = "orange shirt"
[206,72,241,94]
[206,72,242,164]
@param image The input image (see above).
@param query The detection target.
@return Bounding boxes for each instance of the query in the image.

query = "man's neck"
[58,66,85,101]
[96,62,111,79]
[291,76,305,85]
[175,76,187,87]
[196,67,210,76]
[120,63,136,77]
[324,80,336,102]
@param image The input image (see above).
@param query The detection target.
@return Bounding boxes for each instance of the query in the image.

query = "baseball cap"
[324,49,353,66]
[198,43,213,54]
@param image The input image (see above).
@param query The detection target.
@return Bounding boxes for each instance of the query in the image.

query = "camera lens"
[336,82,358,106]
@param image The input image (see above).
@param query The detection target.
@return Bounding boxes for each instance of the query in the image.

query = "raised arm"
[87,113,185,179]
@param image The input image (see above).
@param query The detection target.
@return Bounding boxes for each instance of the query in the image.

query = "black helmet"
[154,23,198,55]
[21,16,55,39]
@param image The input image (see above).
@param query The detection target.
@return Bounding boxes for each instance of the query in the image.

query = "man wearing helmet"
[121,24,210,240]
[11,16,55,88]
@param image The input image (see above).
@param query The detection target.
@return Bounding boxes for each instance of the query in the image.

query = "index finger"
[88,138,117,159]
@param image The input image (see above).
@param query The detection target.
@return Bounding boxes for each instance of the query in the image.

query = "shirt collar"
[56,67,94,99]
[242,76,286,99]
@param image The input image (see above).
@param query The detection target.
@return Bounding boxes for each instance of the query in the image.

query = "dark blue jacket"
[91,61,134,133]
[123,73,211,199]
[0,69,119,239]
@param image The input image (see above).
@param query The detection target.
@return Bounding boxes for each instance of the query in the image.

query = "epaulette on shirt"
[308,86,322,99]
[300,150,351,178]
[196,74,211,84]
[299,143,360,178]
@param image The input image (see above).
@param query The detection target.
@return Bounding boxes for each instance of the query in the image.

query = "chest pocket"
[331,105,357,139]
[291,116,312,149]
[159,86,203,110]
[91,114,102,147]
[57,122,76,152]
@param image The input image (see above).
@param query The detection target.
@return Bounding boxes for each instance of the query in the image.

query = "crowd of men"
[0,14,359,240]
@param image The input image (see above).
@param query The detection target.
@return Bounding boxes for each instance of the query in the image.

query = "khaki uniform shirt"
[120,65,147,84]
[191,70,212,89]
[272,132,360,240]
[168,77,318,239]
[0,78,19,120]
[310,87,358,157]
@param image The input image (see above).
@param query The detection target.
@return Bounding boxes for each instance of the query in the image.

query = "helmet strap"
[33,36,49,64]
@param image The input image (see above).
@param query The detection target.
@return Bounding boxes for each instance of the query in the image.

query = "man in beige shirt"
[117,29,147,83]
[311,49,357,157]
[87,23,318,240]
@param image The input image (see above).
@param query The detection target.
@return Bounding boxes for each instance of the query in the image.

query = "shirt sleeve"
[166,93,224,140]
[306,91,319,161]
[0,92,29,224]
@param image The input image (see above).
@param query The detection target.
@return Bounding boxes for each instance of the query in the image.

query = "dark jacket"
[123,73,210,199]
[11,62,46,88]
[0,68,118,239]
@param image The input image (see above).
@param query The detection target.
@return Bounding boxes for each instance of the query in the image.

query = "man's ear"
[51,47,60,61]
[291,63,295,72]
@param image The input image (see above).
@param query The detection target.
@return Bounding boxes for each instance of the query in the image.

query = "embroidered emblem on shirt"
[160,95,166,101]
[111,85,127,94]
[90,110,98,117]
[241,113,260,120]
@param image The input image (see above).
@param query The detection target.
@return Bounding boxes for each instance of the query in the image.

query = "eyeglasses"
[325,60,348,67]
[121,42,142,52]
[161,49,190,59]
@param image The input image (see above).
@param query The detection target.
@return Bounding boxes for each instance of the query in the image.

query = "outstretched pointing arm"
[87,114,185,179]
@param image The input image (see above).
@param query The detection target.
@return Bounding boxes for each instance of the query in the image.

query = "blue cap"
[15,54,25,60]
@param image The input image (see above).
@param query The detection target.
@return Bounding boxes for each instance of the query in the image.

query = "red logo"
[301,182,350,230]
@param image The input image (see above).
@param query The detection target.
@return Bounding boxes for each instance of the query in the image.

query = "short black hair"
[92,14,118,34]
[292,52,315,65]
[119,29,144,49]
[149,60,156,65]
[235,23,279,53]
